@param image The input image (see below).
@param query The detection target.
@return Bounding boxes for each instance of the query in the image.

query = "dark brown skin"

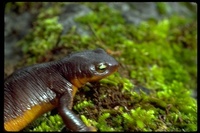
[4,48,119,131]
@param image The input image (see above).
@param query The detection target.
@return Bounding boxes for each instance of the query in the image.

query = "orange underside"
[4,102,56,131]
[4,86,78,131]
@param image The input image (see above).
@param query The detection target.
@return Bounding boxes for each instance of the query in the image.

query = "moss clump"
[156,2,171,15]
[73,100,94,112]
[17,4,63,64]
[60,2,126,51]
[23,112,64,132]
[122,107,157,131]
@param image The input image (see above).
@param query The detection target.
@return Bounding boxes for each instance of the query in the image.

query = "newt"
[4,48,119,132]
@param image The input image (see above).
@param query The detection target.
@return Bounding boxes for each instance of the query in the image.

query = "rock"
[58,3,92,36]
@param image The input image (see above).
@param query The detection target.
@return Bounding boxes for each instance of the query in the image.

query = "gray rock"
[58,3,92,36]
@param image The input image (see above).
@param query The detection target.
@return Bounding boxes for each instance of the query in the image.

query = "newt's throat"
[70,78,88,88]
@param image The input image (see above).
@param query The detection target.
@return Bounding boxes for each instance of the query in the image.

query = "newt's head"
[60,48,119,88]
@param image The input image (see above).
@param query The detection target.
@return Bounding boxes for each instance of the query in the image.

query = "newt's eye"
[96,62,108,73]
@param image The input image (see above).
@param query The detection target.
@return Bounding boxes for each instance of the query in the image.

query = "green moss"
[5,2,41,14]
[80,115,97,128]
[73,3,126,50]
[73,100,94,112]
[100,73,134,92]
[96,113,114,131]
[156,2,171,15]
[23,113,64,132]
[17,4,63,64]
[122,107,157,131]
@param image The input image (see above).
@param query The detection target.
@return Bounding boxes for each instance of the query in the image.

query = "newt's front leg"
[58,92,96,131]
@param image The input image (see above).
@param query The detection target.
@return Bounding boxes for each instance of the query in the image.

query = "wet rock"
[4,11,34,75]
[108,2,197,25]
[58,3,92,36]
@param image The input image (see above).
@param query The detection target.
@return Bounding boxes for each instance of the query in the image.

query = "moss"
[5,2,42,14]
[122,107,157,131]
[80,115,97,128]
[23,112,64,132]
[156,2,171,15]
[96,113,114,131]
[7,2,197,132]
[17,3,63,65]
[73,100,94,112]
